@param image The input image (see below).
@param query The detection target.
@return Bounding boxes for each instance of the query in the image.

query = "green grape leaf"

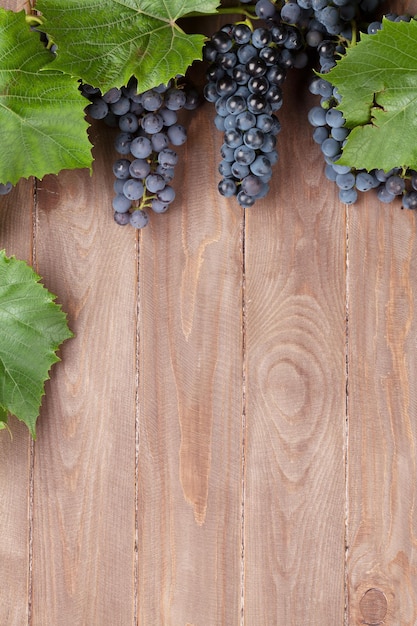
[0,251,73,438]
[0,8,92,185]
[326,19,417,171]
[36,0,220,92]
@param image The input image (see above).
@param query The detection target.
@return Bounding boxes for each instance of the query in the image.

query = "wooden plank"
[30,124,137,625]
[244,70,347,624]
[0,3,34,623]
[346,200,417,625]
[137,100,244,624]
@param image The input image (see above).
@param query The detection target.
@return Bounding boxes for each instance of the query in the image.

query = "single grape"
[151,132,169,153]
[244,127,265,149]
[129,159,151,179]
[224,114,238,130]
[355,171,378,191]
[156,165,175,183]
[325,164,338,181]
[112,194,132,213]
[224,129,244,148]
[102,87,122,104]
[130,136,153,159]
[164,88,187,111]
[141,112,164,134]
[246,57,267,78]
[130,210,149,229]
[248,75,269,96]
[123,178,145,201]
[167,124,187,145]
[237,190,256,207]
[226,94,247,114]
[251,28,272,48]
[110,97,131,116]
[281,2,302,24]
[377,186,396,203]
[313,126,329,144]
[247,93,270,114]
[114,211,131,225]
[216,51,238,71]
[232,24,252,45]
[385,175,405,195]
[325,108,345,128]
[321,137,341,158]
[141,89,163,111]
[260,133,276,153]
[331,126,349,141]
[158,149,178,168]
[237,43,257,64]
[218,178,237,197]
[336,172,356,190]
[402,191,417,210]
[151,199,170,213]
[339,188,358,204]
[145,174,166,193]
[219,160,233,176]
[113,159,131,179]
[241,174,263,197]
[159,107,178,126]
[157,185,176,204]
[114,132,133,155]
[255,0,277,18]
[250,155,272,177]
[119,113,139,133]
[308,106,327,127]
[236,111,257,131]
[85,99,109,120]
[234,145,256,165]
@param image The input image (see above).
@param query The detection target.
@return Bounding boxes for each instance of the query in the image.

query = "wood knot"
[359,588,388,625]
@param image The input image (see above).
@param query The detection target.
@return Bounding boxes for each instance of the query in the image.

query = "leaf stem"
[184,6,257,20]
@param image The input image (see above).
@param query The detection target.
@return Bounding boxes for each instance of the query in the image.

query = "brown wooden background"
[1,0,417,624]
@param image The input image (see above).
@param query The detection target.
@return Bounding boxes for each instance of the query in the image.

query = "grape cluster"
[81,77,199,228]
[203,22,285,208]
[308,12,417,209]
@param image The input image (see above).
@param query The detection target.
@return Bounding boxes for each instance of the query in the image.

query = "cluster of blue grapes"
[203,22,285,208]
[81,77,198,228]
[308,12,417,209]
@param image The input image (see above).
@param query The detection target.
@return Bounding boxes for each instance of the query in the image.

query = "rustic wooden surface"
[1,1,417,624]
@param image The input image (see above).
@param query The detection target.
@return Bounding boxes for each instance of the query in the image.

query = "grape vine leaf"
[326,19,417,171]
[0,8,92,185]
[0,251,73,438]
[36,0,220,92]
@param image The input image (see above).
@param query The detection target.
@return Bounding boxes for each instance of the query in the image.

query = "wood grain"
[244,70,347,624]
[347,200,417,625]
[30,124,137,625]
[137,100,244,625]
